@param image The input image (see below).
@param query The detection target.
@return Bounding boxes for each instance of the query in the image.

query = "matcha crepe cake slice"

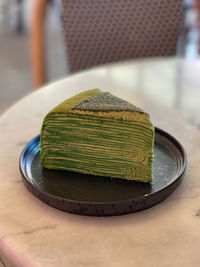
[40,89,154,182]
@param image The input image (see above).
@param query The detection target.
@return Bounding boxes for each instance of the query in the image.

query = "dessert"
[40,89,154,182]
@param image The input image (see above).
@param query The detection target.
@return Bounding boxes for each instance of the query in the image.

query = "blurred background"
[0,0,67,114]
[0,0,200,115]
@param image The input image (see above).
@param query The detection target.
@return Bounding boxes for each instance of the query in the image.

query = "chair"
[30,0,50,88]
[31,0,183,88]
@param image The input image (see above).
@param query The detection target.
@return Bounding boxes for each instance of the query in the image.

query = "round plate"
[19,128,187,216]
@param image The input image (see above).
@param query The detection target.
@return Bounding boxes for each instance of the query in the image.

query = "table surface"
[0,57,200,267]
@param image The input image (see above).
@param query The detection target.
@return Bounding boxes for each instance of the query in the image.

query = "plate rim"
[19,127,187,206]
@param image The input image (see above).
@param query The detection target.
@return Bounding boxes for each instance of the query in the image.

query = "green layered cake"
[40,89,154,182]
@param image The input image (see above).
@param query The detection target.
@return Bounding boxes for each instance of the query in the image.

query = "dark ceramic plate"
[19,128,187,216]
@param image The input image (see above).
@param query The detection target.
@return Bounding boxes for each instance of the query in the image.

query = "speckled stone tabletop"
[0,58,200,267]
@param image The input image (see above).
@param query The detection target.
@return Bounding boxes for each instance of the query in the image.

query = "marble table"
[0,57,200,267]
